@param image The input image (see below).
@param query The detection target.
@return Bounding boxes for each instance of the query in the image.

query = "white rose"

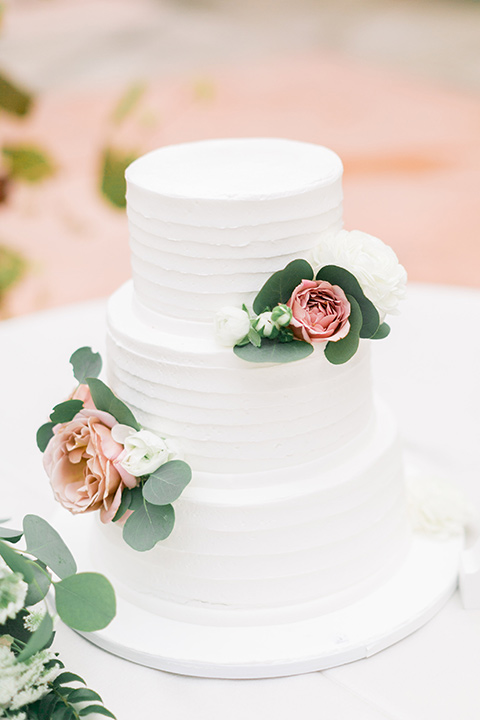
[312,229,407,318]
[215,306,251,347]
[407,474,474,538]
[111,425,177,476]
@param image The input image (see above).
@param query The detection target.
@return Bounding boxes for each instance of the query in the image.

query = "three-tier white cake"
[97,138,411,625]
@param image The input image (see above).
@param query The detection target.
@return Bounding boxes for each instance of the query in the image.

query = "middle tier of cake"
[106,281,376,474]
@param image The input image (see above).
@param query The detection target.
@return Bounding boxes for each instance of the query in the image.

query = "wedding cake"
[94,138,411,623]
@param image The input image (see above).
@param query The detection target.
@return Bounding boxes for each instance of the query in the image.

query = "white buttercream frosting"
[102,138,411,622]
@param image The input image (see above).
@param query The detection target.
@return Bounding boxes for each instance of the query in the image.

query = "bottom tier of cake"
[90,401,410,626]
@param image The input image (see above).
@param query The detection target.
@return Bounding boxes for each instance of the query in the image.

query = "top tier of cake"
[125,138,343,323]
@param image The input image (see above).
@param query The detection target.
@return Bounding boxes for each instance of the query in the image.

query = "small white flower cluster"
[406,473,474,538]
[0,563,28,626]
[0,646,61,716]
[312,229,407,319]
[112,425,181,477]
[215,304,293,348]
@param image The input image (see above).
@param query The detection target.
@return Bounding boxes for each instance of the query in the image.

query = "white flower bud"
[254,311,277,338]
[116,429,176,476]
[215,306,251,347]
[271,304,292,328]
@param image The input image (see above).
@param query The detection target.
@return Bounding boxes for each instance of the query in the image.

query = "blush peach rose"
[287,279,351,343]
[43,400,137,523]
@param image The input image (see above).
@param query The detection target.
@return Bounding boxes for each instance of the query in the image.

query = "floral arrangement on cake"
[37,348,192,553]
[0,514,116,719]
[215,230,407,365]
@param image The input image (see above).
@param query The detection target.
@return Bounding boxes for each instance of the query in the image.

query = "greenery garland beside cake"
[215,229,407,364]
[37,349,192,553]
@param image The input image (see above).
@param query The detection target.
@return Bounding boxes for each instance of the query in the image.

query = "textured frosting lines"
[125,139,343,322]
[93,409,410,618]
[107,282,375,474]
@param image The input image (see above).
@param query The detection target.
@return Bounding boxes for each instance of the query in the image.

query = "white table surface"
[1,283,480,719]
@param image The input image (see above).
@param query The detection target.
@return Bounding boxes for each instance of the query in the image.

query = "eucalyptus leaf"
[36,422,55,452]
[371,322,391,340]
[123,501,175,551]
[86,378,140,430]
[0,525,23,543]
[324,295,362,365]
[23,515,77,579]
[54,572,116,632]
[143,461,192,505]
[49,400,83,424]
[100,147,137,209]
[17,611,54,662]
[79,706,115,718]
[234,338,314,364]
[253,259,313,315]
[316,265,380,338]
[2,145,55,183]
[0,539,35,583]
[0,73,33,116]
[24,559,51,606]
[69,347,103,383]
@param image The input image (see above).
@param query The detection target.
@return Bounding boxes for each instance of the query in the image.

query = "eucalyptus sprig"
[233,259,391,366]
[0,515,116,719]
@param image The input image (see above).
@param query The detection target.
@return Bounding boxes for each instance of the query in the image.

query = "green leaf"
[0,245,26,294]
[67,688,103,704]
[69,347,103,383]
[38,691,61,718]
[52,672,87,688]
[371,322,391,340]
[253,259,314,315]
[111,82,146,125]
[79,706,116,718]
[0,539,35,583]
[324,295,362,365]
[2,145,55,183]
[24,559,51,606]
[86,378,140,430]
[0,73,33,116]
[142,460,192,505]
[316,265,380,339]
[123,501,175,551]
[112,488,132,522]
[52,706,74,720]
[247,325,261,348]
[37,422,55,452]
[0,526,23,543]
[17,611,54,662]
[23,515,77,579]
[100,147,137,209]
[54,573,116,632]
[234,338,314,364]
[49,400,84,424]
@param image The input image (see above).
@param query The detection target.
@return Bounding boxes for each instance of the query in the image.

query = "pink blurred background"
[1,0,479,317]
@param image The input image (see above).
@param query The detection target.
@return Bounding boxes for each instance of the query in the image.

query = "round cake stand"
[53,521,463,679]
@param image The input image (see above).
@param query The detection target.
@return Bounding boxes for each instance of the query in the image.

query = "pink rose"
[71,383,96,409]
[43,404,137,523]
[287,279,351,343]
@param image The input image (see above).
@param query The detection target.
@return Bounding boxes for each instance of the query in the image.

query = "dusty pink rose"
[43,406,137,523]
[287,279,351,343]
[71,384,95,409]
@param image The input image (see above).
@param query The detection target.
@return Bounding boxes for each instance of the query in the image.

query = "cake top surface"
[125,138,343,201]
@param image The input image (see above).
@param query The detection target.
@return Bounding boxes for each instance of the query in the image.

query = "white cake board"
[53,518,463,679]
